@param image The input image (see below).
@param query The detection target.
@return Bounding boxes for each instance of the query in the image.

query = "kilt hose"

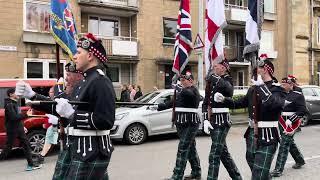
[273,131,305,173]
[170,124,201,180]
[246,128,277,180]
[207,126,242,180]
[52,144,111,180]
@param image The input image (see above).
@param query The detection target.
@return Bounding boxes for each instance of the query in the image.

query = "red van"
[0,79,56,154]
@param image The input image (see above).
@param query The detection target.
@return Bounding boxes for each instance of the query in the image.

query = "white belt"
[248,118,254,128]
[175,107,198,113]
[258,121,278,128]
[211,108,229,113]
[281,112,294,116]
[67,127,110,136]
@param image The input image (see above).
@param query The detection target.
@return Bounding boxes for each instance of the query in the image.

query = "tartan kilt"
[53,147,112,180]
[171,124,200,180]
[208,126,242,180]
[252,144,277,180]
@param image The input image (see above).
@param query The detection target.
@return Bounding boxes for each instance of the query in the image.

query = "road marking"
[286,155,320,164]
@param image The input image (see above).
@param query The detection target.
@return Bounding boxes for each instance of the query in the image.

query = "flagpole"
[55,43,65,152]
[249,0,263,148]
[56,44,61,79]
[198,0,204,90]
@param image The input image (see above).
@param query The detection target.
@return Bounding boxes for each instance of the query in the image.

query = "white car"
[111,89,205,145]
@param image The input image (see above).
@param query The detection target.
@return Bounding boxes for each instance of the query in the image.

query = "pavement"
[230,113,248,125]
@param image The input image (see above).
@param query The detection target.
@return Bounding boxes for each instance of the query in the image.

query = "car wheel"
[300,115,310,127]
[27,130,46,154]
[124,123,147,145]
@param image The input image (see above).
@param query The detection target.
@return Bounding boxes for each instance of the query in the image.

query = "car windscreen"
[134,92,160,103]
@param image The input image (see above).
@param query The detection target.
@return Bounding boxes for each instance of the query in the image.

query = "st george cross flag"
[204,0,227,75]
[243,0,260,56]
[172,0,193,77]
[51,0,78,60]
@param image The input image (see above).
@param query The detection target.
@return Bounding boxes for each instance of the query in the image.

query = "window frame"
[223,30,232,47]
[23,0,51,33]
[264,0,275,14]
[260,30,274,51]
[108,64,121,83]
[88,15,121,37]
[317,17,320,45]
[24,58,66,79]
[163,17,177,45]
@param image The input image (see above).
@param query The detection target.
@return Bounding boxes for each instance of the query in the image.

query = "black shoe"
[38,155,44,164]
[184,174,201,180]
[292,162,305,169]
[270,170,282,177]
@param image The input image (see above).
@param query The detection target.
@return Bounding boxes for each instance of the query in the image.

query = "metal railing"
[224,0,248,10]
[79,0,138,8]
[224,45,245,62]
[80,33,138,56]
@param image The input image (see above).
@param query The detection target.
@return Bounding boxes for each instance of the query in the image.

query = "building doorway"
[165,65,174,89]
[237,71,244,87]
[164,65,192,89]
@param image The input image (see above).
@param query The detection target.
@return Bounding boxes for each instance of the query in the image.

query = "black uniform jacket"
[224,80,286,146]
[31,66,116,161]
[4,98,27,133]
[158,86,201,126]
[282,87,307,123]
[202,74,233,127]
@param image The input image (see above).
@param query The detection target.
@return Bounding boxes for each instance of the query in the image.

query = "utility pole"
[198,0,204,90]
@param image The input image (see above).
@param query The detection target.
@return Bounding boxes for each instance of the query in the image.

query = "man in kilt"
[215,59,286,180]
[270,76,306,177]
[202,60,242,180]
[16,33,115,180]
[157,70,202,180]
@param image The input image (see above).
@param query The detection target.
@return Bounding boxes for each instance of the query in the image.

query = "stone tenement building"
[0,0,319,97]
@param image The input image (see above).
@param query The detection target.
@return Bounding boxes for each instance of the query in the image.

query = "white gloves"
[251,74,264,86]
[15,81,36,99]
[46,114,59,125]
[203,120,213,134]
[55,98,75,118]
[285,119,292,128]
[214,92,225,102]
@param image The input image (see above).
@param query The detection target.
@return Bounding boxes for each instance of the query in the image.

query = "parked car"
[111,89,205,145]
[300,85,320,126]
[0,79,56,154]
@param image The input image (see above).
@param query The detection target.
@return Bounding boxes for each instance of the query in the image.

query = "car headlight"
[115,112,129,121]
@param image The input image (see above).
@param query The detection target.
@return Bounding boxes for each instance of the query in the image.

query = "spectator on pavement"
[134,85,143,100]
[129,84,136,102]
[37,87,59,164]
[0,88,41,171]
[120,84,130,102]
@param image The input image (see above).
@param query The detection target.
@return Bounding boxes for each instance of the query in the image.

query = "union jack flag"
[172,0,193,77]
